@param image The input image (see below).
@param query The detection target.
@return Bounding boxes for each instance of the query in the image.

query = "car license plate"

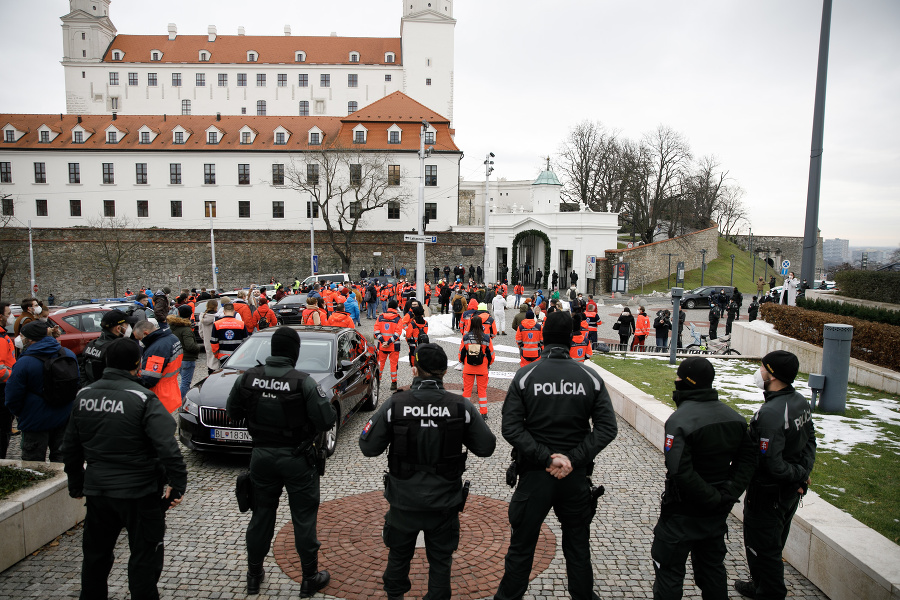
[280,309,293,314]
[211,429,252,442]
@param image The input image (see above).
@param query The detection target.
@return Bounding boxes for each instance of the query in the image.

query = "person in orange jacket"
[133,319,184,413]
[208,303,249,365]
[253,296,278,331]
[301,296,326,326]
[632,306,651,351]
[513,283,525,308]
[0,302,16,457]
[459,298,479,336]
[584,305,602,346]
[459,315,494,419]
[404,305,428,367]
[375,299,403,390]
[233,291,254,333]
[570,320,592,362]
[326,303,355,328]
[515,309,542,367]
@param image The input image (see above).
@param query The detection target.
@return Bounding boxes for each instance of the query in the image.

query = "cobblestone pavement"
[0,301,827,599]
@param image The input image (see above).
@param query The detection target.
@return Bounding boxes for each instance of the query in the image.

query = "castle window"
[385,52,395,63]
[241,132,251,145]
[348,74,358,88]
[182,100,191,115]
[107,131,117,144]
[237,73,247,87]
[349,52,359,63]
[257,100,266,116]
[348,101,358,114]
[298,74,308,87]
[275,132,285,145]
[40,131,50,143]
[151,51,160,61]
[170,201,182,217]
[199,51,209,62]
[112,51,120,60]
[385,74,392,82]
[247,52,257,62]
[208,131,218,144]
[353,130,365,144]
[103,200,115,217]
[218,73,228,86]
[74,131,83,144]
[426,78,432,86]
[0,162,12,183]
[277,74,287,87]
[425,131,435,145]
[320,74,330,88]
[109,72,119,85]
[295,51,306,62]
[309,132,320,145]
[128,72,138,85]
[299,101,309,116]
[174,131,184,144]
[257,73,266,87]
[196,73,205,87]
[172,73,181,87]
[148,73,157,86]
[389,131,400,144]
[81,32,85,40]
[140,131,150,144]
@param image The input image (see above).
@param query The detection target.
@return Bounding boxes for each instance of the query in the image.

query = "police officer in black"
[735,350,816,600]
[80,309,135,385]
[359,343,495,600]
[61,338,188,600]
[495,311,618,600]
[651,357,756,599]
[225,327,336,597]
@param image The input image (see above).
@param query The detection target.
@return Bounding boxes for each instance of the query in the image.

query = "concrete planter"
[0,460,85,573]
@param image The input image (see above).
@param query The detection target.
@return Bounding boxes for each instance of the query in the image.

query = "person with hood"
[233,291,254,332]
[254,296,278,331]
[459,315,494,419]
[492,291,508,335]
[199,300,221,372]
[404,305,428,367]
[375,300,404,391]
[615,307,635,348]
[5,320,77,461]
[515,309,542,367]
[569,319,592,362]
[81,309,136,386]
[651,357,756,599]
[326,303,355,329]
[153,287,172,326]
[653,310,672,349]
[343,288,361,326]
[133,320,184,414]
[168,305,201,400]
[450,288,467,330]
[511,301,531,332]
[459,298,480,336]
[708,305,721,341]
[747,296,760,322]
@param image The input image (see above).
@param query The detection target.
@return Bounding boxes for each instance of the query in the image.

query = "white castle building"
[60,0,456,123]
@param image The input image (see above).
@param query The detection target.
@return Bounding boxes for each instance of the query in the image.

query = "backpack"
[417,332,430,345]
[256,310,270,330]
[466,342,485,366]
[452,298,463,313]
[569,289,577,301]
[37,349,80,408]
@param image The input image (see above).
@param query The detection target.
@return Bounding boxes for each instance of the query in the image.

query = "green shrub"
[760,303,900,372]
[833,270,900,304]
[796,297,900,326]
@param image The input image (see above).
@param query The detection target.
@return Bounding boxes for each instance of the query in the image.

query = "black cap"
[20,320,49,341]
[762,350,800,384]
[101,310,129,330]
[676,357,715,389]
[177,305,192,319]
[542,311,572,346]
[105,338,143,371]
[415,343,447,375]
[271,327,301,364]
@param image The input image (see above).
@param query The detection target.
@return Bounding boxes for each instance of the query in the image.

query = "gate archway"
[512,229,551,287]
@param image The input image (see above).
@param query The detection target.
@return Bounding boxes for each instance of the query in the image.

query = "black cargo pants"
[651,512,729,600]
[742,484,802,600]
[382,506,460,600]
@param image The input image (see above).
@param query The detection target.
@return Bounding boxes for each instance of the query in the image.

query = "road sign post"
[313,255,319,275]
[403,234,437,244]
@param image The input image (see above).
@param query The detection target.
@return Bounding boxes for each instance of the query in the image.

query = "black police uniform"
[61,368,188,600]
[742,387,815,600]
[708,307,720,340]
[80,329,120,385]
[225,355,336,589]
[359,377,496,600]
[651,387,756,599]
[496,344,618,600]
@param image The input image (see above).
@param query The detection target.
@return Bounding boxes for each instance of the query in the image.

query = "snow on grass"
[425,313,456,337]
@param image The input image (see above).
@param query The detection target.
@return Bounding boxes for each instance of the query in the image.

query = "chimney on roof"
[208,25,217,42]
[112,113,117,120]
[330,31,337,37]
[77,116,82,123]
[284,25,291,36]
[168,23,177,40]
[238,26,245,36]
[216,113,221,121]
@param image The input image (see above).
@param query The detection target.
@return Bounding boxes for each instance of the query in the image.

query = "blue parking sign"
[313,255,319,274]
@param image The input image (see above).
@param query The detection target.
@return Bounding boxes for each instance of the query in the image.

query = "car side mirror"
[337,359,354,374]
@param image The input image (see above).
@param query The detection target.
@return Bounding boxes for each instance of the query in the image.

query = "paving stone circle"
[273,490,556,599]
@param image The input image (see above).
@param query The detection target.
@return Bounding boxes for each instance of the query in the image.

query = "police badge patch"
[760,438,769,455]
[360,419,373,439]
[664,434,674,452]
[316,384,327,398]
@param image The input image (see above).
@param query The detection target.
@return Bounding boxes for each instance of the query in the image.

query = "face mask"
[32,306,42,316]
[753,369,767,390]
[14,335,23,349]
[674,379,691,391]
[124,325,133,338]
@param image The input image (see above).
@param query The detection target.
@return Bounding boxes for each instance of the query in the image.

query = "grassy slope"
[592,354,900,544]
[638,237,769,295]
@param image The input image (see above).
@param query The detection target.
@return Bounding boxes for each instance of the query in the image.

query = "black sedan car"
[273,294,309,325]
[178,326,379,455]
[679,286,734,309]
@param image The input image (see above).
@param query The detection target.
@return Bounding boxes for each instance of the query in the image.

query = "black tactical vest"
[239,365,313,447]
[387,389,468,480]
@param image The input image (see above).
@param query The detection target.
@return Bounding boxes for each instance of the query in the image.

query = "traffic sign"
[781,268,788,276]
[32,284,38,294]
[403,234,437,244]
[585,255,596,279]
[626,242,634,249]
[781,259,790,269]
[313,255,319,274]
[214,267,219,274]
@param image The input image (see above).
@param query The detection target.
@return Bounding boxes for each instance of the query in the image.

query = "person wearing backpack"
[451,290,466,331]
[5,320,78,462]
[404,305,429,368]
[254,296,277,331]
[375,300,404,391]
[459,315,494,419]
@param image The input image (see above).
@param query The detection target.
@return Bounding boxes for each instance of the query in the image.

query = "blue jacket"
[5,336,77,432]
[345,294,360,322]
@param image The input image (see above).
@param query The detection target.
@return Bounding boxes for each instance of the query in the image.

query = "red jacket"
[0,331,15,384]
[210,316,248,362]
[516,319,542,362]
[459,331,494,375]
[570,333,592,362]
[232,300,254,332]
[254,304,277,330]
[326,311,356,328]
[374,309,403,352]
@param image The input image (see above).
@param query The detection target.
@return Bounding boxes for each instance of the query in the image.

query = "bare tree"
[286,145,413,272]
[88,215,141,297]
[0,195,27,300]
[713,185,748,238]
[681,155,727,233]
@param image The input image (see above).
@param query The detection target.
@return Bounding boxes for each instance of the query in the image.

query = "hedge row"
[760,303,900,372]
[833,270,900,304]
[796,297,900,326]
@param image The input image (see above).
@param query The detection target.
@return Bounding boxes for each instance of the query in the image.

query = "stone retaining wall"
[733,233,824,279]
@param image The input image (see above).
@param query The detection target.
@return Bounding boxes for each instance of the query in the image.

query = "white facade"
[60,0,456,124]
[823,237,850,264]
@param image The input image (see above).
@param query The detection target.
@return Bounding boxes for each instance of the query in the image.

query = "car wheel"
[724,348,741,355]
[685,299,696,309]
[362,372,381,411]
[323,403,340,457]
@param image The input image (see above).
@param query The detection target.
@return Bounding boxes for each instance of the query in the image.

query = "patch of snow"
[426,313,456,337]
[743,319,777,334]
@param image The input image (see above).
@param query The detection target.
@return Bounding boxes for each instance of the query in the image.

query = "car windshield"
[276,295,307,306]
[224,335,334,373]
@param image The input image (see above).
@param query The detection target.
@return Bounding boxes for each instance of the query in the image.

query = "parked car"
[45,306,111,356]
[679,286,735,310]
[273,294,309,325]
[58,298,99,308]
[813,279,837,290]
[177,326,379,455]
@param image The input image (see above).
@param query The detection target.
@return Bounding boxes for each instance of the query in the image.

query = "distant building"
[823,237,850,264]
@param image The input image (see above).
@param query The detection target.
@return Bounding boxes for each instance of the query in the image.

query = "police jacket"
[225,355,336,449]
[661,388,756,517]
[5,336,76,432]
[81,329,120,386]
[139,327,183,414]
[359,377,496,511]
[502,344,618,471]
[749,387,816,488]
[61,368,188,499]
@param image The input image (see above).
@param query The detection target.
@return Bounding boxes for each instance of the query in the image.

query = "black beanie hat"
[177,305,192,319]
[105,338,143,371]
[762,350,800,384]
[525,309,534,319]
[415,343,448,376]
[271,327,301,364]
[676,357,715,389]
[20,320,49,341]
[542,311,572,346]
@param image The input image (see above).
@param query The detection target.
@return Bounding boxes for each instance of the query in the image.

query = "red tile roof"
[104,35,402,65]
[344,91,450,123]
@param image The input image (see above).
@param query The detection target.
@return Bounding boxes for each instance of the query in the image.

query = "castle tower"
[61,0,116,63]
[401,0,456,125]
[531,162,563,213]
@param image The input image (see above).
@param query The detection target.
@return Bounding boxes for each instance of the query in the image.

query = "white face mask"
[32,306,42,316]
[753,368,767,390]
[14,335,23,349]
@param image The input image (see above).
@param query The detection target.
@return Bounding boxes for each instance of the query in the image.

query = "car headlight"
[182,397,199,416]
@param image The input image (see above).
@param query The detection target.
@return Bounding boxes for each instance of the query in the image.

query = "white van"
[301,273,351,287]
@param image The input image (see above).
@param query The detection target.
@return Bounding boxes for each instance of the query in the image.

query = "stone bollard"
[820,323,853,413]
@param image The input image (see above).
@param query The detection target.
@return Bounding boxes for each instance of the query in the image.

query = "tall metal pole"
[700,249,707,286]
[310,197,315,278]
[209,216,218,290]
[28,220,35,295]
[483,153,494,284]
[416,121,428,302]
[750,228,756,282]
[666,253,674,289]
[801,0,832,285]
[730,254,735,286]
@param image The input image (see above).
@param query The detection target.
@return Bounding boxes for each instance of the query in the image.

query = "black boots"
[299,560,330,598]
[246,561,264,595]
[390,381,397,391]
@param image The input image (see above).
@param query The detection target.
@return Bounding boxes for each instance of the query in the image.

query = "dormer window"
[275,132,285,145]
[140,131,150,144]
[247,51,257,62]
[199,51,210,62]
[388,124,402,145]
[309,132,320,145]
[174,131,184,144]
[385,52,395,63]
[40,131,50,143]
[4,130,14,143]
[349,52,359,63]
[151,50,161,61]
[241,131,251,145]
[74,131,84,144]
[107,131,117,144]
[354,131,365,144]
[112,51,121,60]
[208,131,218,144]
[425,131,435,145]
[295,51,306,62]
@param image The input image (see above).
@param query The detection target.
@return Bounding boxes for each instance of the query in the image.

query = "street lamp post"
[483,152,494,284]
[665,253,675,289]
[209,216,218,290]
[416,121,431,302]
[750,228,756,283]
[700,249,708,286]
[730,254,736,286]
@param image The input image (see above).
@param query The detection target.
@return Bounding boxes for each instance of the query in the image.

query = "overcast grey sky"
[1,0,897,247]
